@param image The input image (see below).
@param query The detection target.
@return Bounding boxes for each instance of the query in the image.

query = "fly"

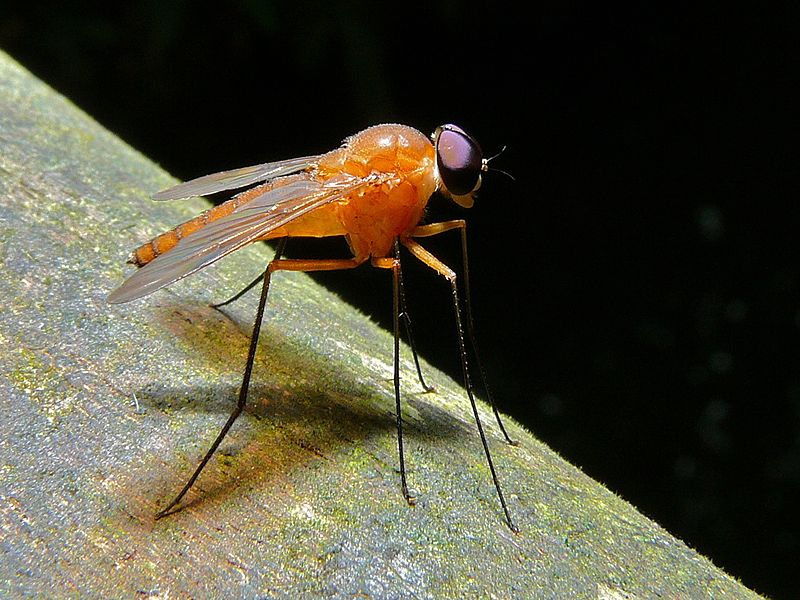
[108,123,518,531]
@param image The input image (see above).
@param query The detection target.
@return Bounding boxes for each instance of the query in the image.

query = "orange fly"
[109,123,517,530]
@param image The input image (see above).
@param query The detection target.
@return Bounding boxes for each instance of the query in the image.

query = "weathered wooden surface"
[0,49,761,599]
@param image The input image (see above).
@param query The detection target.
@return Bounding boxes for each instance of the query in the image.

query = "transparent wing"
[108,174,371,304]
[152,155,320,200]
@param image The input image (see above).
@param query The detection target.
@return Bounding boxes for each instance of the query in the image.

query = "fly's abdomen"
[128,175,304,267]
[127,196,243,266]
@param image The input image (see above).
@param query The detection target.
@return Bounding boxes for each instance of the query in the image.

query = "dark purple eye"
[434,124,483,196]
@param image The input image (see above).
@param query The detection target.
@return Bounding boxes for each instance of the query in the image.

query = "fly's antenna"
[481,145,515,182]
[486,145,507,163]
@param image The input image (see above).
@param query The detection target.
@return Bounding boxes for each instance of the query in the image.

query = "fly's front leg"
[400,235,517,531]
[411,221,516,445]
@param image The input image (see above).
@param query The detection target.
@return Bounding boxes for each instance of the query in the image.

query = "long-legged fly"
[109,124,518,531]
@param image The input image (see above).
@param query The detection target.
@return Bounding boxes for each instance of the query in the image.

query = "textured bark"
[0,50,762,599]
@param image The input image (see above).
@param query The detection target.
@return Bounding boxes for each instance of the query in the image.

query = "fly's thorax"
[338,179,427,258]
[313,124,437,241]
[318,124,435,180]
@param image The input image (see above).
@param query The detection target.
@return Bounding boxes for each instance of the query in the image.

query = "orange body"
[131,124,437,267]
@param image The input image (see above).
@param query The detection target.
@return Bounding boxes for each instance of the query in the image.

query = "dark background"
[1,2,796,597]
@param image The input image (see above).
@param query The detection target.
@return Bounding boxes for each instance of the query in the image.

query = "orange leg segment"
[409,219,466,239]
[269,256,367,274]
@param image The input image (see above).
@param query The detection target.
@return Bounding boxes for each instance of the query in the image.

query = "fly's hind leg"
[156,246,367,519]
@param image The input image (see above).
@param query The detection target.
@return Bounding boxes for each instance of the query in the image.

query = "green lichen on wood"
[0,49,763,599]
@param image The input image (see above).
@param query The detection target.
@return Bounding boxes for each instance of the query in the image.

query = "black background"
[1,2,797,597]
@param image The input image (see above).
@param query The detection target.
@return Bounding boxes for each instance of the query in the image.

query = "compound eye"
[435,124,483,197]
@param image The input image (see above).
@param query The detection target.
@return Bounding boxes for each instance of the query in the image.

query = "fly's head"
[432,124,486,208]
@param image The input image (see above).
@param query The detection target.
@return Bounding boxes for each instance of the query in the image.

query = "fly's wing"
[108,174,375,304]
[152,155,320,200]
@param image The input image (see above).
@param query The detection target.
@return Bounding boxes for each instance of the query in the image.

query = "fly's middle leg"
[372,252,416,506]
